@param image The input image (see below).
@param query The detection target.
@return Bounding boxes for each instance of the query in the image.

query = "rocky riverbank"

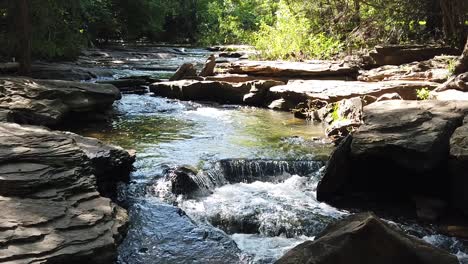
[0,122,135,263]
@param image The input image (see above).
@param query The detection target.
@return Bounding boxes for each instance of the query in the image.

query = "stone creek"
[71,47,468,263]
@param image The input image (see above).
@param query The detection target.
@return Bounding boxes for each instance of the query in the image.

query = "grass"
[416,87,431,100]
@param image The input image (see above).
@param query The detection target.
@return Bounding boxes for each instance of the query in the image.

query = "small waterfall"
[151,159,324,199]
[215,159,324,184]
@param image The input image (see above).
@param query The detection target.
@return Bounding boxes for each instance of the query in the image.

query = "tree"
[13,0,31,74]
[455,37,468,75]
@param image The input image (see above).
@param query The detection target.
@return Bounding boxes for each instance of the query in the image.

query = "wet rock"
[358,56,457,83]
[269,80,438,107]
[170,63,197,81]
[413,196,447,221]
[449,116,468,216]
[199,54,216,77]
[166,166,202,197]
[0,77,121,127]
[150,80,282,105]
[376,92,403,102]
[227,60,358,78]
[317,100,468,208]
[97,78,149,94]
[0,122,133,264]
[268,99,293,111]
[368,45,459,66]
[118,200,247,264]
[276,212,458,264]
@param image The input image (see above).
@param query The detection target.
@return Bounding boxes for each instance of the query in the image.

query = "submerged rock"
[276,212,458,264]
[317,100,468,216]
[0,122,134,263]
[0,77,121,127]
[118,200,247,264]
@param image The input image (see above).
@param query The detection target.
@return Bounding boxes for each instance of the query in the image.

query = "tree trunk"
[14,0,31,75]
[439,0,467,48]
[455,37,468,75]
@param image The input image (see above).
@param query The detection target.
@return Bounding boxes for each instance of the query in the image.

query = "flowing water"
[73,47,468,264]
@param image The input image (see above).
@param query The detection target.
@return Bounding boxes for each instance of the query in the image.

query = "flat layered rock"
[0,77,121,126]
[317,100,468,212]
[358,56,457,83]
[0,122,134,264]
[226,60,358,78]
[269,80,439,105]
[150,80,283,104]
[369,45,459,66]
[277,212,458,264]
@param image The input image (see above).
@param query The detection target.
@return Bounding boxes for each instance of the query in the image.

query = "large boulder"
[170,63,197,81]
[199,54,217,77]
[0,77,121,127]
[276,212,458,264]
[0,122,135,263]
[450,116,468,216]
[317,100,468,210]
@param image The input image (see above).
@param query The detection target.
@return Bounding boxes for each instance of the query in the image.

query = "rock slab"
[0,77,121,126]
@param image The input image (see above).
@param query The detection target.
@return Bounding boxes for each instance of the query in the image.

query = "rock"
[150,80,283,105]
[170,63,197,81]
[268,99,293,111]
[449,116,468,216]
[358,56,457,83]
[412,196,447,221]
[243,80,285,106]
[199,54,217,77]
[0,122,134,263]
[368,45,459,66]
[207,45,253,52]
[227,60,358,78]
[430,89,468,101]
[0,77,121,127]
[317,100,468,208]
[276,212,458,264]
[269,80,438,107]
[29,62,113,81]
[376,92,403,102]
[0,62,19,73]
[325,119,361,143]
[97,78,149,94]
[435,72,468,93]
[166,166,202,197]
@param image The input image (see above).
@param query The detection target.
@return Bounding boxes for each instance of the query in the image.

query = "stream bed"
[73,47,468,263]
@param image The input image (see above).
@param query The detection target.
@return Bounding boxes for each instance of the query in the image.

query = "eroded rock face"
[150,80,283,105]
[0,122,134,264]
[0,77,121,127]
[317,100,468,209]
[276,212,458,264]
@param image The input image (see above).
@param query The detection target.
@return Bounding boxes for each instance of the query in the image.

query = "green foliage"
[447,58,457,75]
[416,87,431,100]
